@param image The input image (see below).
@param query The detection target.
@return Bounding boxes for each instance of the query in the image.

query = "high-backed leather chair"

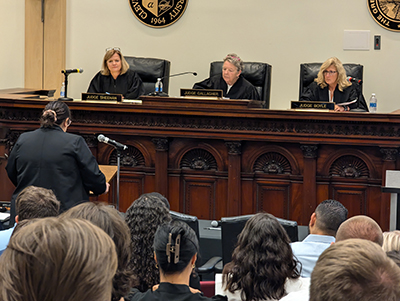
[220,214,298,266]
[170,210,200,241]
[299,62,368,111]
[209,61,272,108]
[125,56,171,95]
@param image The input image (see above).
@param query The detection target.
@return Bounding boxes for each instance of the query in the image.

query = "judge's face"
[107,53,122,74]
[222,61,241,86]
[323,65,338,88]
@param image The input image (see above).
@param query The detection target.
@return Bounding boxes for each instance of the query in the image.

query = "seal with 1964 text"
[129,0,189,28]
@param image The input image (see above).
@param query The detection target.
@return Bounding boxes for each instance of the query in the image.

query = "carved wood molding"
[225,141,242,155]
[300,144,318,159]
[180,149,218,171]
[380,148,398,162]
[152,138,169,151]
[109,146,145,167]
[253,152,292,174]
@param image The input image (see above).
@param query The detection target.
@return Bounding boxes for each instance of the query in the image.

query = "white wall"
[3,1,400,112]
[0,0,25,89]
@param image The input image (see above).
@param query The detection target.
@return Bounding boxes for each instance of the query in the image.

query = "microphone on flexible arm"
[61,69,84,74]
[97,134,127,150]
[149,71,197,96]
[347,76,362,84]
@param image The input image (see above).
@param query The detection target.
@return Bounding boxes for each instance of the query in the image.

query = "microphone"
[159,71,197,80]
[62,69,84,74]
[211,220,221,227]
[98,134,127,150]
[347,76,362,84]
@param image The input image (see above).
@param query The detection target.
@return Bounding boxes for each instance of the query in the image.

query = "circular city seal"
[368,0,400,32]
[129,0,189,28]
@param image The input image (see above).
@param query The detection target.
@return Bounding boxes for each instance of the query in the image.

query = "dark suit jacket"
[6,125,106,223]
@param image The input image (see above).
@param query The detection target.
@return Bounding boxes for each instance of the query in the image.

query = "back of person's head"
[310,239,400,301]
[61,202,134,301]
[223,212,300,301]
[154,220,199,274]
[125,193,172,291]
[336,215,383,246]
[40,100,71,128]
[314,199,348,236]
[383,231,400,252]
[0,217,117,301]
[387,250,400,268]
[15,185,60,221]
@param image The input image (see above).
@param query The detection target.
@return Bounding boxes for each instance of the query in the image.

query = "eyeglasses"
[105,47,121,52]
[323,70,337,75]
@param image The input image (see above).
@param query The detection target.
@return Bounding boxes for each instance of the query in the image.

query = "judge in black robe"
[193,74,260,100]
[87,47,145,99]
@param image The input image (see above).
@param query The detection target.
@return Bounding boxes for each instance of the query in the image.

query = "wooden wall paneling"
[254,180,290,218]
[331,184,367,216]
[152,138,169,196]
[215,176,228,219]
[288,181,304,223]
[300,144,318,222]
[168,171,182,212]
[241,176,256,214]
[25,0,44,89]
[25,0,65,94]
[182,176,216,219]
[43,0,65,95]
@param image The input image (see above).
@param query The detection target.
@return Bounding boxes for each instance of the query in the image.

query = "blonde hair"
[101,49,130,76]
[0,217,118,301]
[315,57,351,91]
[383,231,400,252]
[223,53,244,71]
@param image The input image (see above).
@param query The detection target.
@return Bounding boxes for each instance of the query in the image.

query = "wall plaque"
[368,0,400,32]
[129,0,189,28]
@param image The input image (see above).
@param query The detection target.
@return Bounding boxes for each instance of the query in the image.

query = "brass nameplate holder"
[82,92,122,102]
[180,88,223,98]
[291,101,334,111]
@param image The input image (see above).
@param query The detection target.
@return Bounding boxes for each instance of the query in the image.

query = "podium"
[382,170,400,230]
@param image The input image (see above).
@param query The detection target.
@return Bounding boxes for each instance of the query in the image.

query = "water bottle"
[60,82,65,98]
[369,93,377,113]
[155,78,163,93]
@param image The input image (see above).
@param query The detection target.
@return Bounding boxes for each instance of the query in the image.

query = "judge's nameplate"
[291,101,334,110]
[180,88,223,98]
[82,93,122,102]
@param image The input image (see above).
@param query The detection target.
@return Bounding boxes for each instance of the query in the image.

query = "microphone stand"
[58,72,74,101]
[148,71,197,97]
[116,148,122,211]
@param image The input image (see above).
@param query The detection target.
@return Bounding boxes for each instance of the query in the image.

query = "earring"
[192,264,195,269]
[155,263,159,269]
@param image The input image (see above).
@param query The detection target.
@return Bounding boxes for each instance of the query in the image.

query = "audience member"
[0,217,118,301]
[309,239,400,301]
[291,199,347,277]
[217,213,309,301]
[125,192,172,292]
[383,230,400,252]
[129,221,226,301]
[335,215,383,245]
[0,185,60,255]
[61,202,135,301]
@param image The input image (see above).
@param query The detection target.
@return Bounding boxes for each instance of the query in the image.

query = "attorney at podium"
[193,53,260,100]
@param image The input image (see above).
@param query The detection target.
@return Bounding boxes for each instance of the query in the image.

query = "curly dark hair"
[125,193,172,292]
[222,212,300,301]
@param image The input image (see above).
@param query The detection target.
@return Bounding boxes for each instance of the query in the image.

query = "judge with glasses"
[300,57,358,112]
[87,47,145,99]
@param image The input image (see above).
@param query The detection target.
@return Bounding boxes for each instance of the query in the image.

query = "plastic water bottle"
[155,78,163,93]
[60,82,65,98]
[369,93,377,113]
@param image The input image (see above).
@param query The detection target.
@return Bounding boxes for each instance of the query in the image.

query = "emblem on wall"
[368,0,400,31]
[129,0,189,28]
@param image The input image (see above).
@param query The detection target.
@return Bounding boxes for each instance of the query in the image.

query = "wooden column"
[152,138,169,196]
[225,141,242,216]
[380,148,398,230]
[300,144,318,224]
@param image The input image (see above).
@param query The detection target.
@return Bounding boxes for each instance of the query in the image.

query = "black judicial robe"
[128,283,227,301]
[193,75,260,101]
[6,125,106,225]
[87,69,145,99]
[300,81,358,109]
